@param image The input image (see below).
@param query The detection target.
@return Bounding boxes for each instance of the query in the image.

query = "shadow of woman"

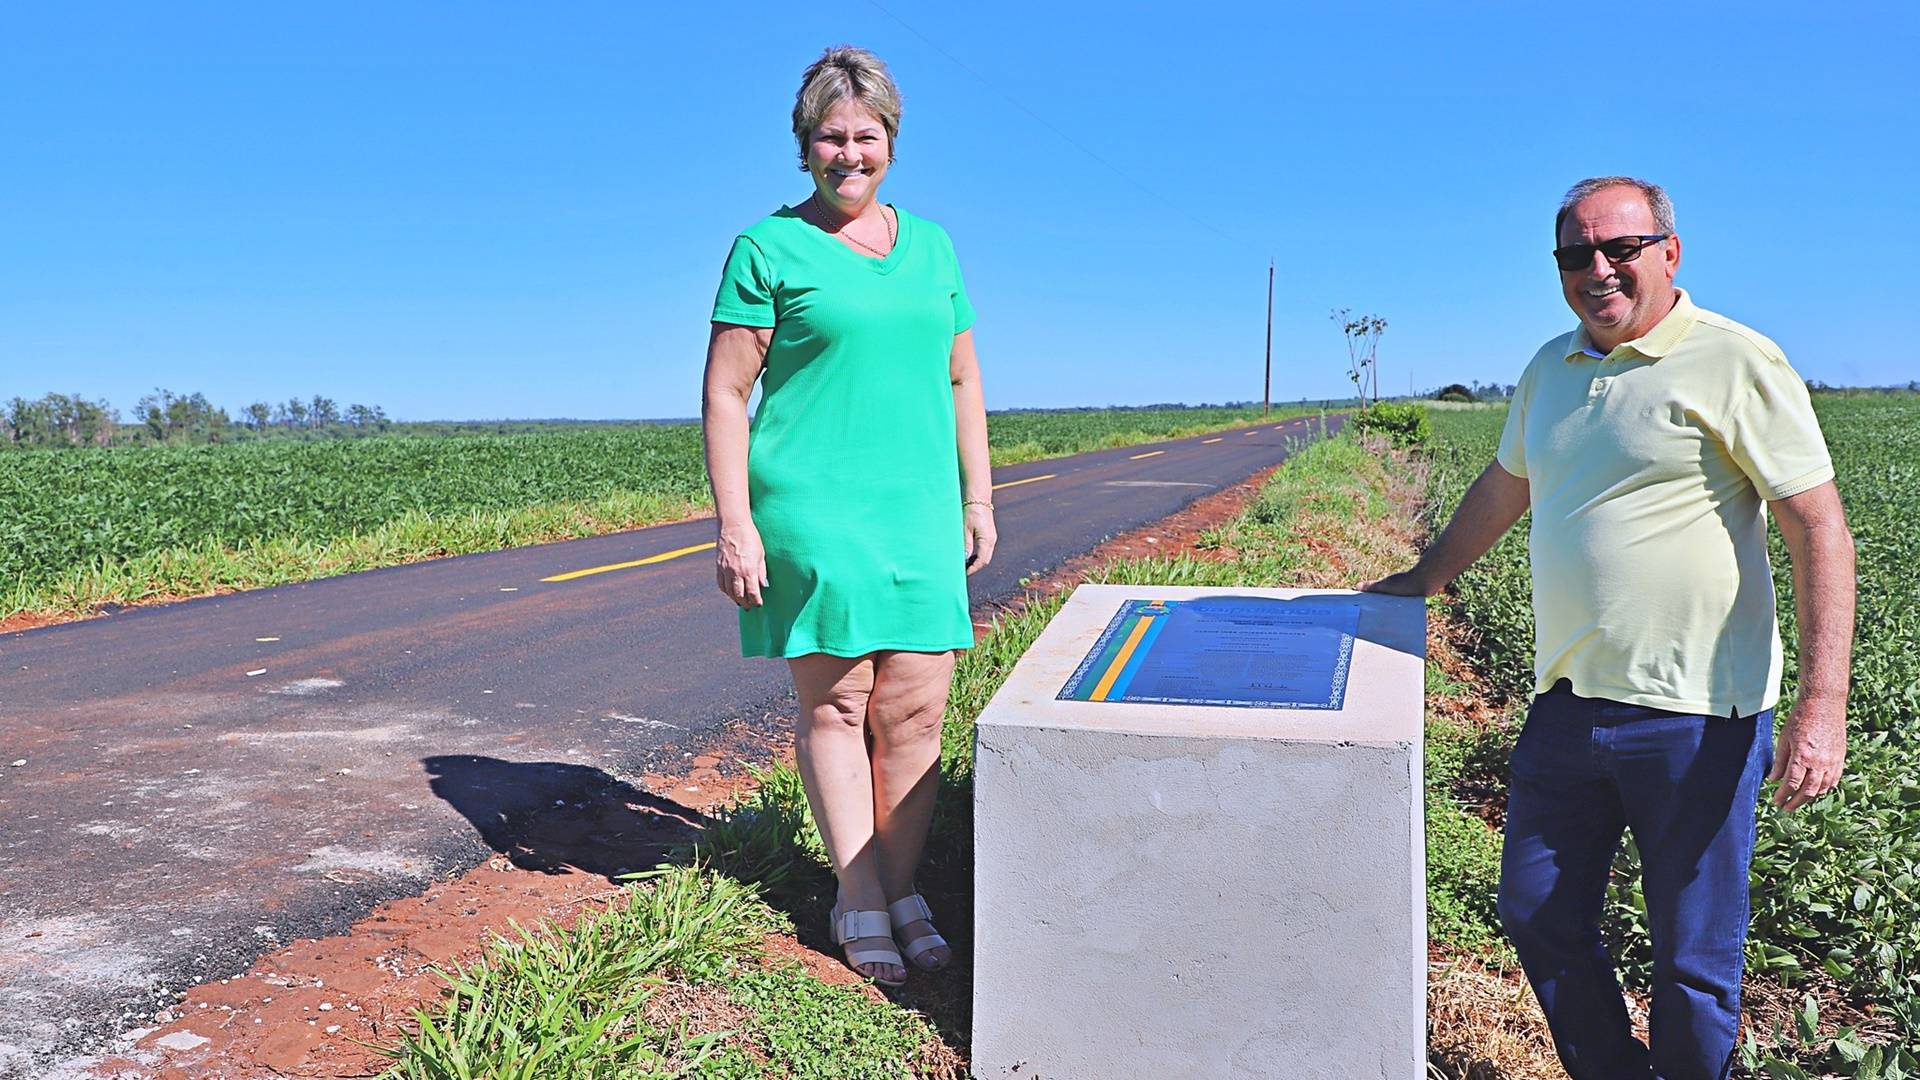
[422,754,713,881]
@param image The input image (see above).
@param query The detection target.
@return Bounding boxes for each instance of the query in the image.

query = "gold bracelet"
[962,498,994,510]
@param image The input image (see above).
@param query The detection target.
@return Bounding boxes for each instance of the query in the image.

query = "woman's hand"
[703,322,771,610]
[963,503,997,576]
[716,521,770,608]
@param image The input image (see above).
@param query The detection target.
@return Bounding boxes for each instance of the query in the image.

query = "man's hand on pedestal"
[1360,567,1437,597]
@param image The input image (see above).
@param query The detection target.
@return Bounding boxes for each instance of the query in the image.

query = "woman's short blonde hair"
[792,46,902,168]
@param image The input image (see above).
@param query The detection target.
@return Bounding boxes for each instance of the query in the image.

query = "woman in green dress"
[700,46,995,987]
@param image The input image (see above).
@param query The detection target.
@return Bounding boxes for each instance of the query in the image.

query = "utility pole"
[1263,260,1274,416]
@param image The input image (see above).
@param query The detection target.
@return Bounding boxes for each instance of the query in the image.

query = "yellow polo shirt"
[1496,289,1832,717]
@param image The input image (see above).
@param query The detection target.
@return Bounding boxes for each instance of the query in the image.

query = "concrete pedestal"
[972,584,1427,1079]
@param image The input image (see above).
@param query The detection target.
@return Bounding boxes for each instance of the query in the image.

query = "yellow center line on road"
[1129,450,1165,460]
[548,477,1058,583]
[1201,437,1223,444]
[542,542,716,583]
[992,473,1055,490]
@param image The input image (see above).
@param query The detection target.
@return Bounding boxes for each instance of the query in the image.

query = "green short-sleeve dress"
[710,204,976,659]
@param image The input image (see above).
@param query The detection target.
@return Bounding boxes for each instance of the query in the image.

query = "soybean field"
[0,428,709,612]
[0,405,1311,619]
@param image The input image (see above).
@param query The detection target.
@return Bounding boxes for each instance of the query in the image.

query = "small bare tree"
[1330,309,1388,408]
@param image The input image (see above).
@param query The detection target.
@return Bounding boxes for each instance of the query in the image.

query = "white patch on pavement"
[221,722,414,745]
[605,714,680,729]
[77,821,142,838]
[1101,480,1215,488]
[293,845,430,878]
[3,914,155,984]
[269,678,345,696]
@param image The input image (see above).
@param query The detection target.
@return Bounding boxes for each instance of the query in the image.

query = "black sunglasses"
[1552,234,1670,272]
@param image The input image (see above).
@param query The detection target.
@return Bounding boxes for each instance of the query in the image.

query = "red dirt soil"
[0,609,65,634]
[83,461,1290,1079]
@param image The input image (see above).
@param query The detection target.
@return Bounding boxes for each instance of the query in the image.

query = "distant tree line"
[1415,380,1515,403]
[1,393,119,447]
[232,394,391,435]
[1416,379,1919,404]
[1807,380,1920,395]
[2,389,392,448]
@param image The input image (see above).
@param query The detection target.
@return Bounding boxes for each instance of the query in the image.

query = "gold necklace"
[811,197,894,257]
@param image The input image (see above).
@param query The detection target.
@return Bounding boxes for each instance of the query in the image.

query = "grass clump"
[379,866,772,1078]
[721,964,958,1079]
[378,865,951,1079]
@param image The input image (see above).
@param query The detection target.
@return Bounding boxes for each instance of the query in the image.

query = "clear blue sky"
[4,3,1915,421]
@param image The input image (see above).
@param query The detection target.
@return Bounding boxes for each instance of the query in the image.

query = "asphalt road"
[0,413,1335,1072]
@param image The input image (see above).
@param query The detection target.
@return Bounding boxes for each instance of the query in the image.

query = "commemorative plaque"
[1057,596,1360,710]
[973,584,1428,1079]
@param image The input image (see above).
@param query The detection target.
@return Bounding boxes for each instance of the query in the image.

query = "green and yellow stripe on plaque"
[1064,599,1171,702]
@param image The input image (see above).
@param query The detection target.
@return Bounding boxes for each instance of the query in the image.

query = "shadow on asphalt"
[423,754,714,879]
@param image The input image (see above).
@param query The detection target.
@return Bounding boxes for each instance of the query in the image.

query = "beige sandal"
[888,893,951,972]
[831,905,907,987]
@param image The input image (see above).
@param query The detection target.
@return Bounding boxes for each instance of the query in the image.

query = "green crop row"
[1426,395,1920,1066]
[0,405,1310,617]
[0,427,711,599]
[984,404,1309,465]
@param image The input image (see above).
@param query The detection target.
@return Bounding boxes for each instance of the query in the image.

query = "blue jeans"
[1497,680,1773,1080]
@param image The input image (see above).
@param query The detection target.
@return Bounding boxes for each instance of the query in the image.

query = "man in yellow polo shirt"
[1368,176,1856,1080]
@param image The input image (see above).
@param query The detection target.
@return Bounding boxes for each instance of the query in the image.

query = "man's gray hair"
[1555,176,1676,239]
[792,46,902,168]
